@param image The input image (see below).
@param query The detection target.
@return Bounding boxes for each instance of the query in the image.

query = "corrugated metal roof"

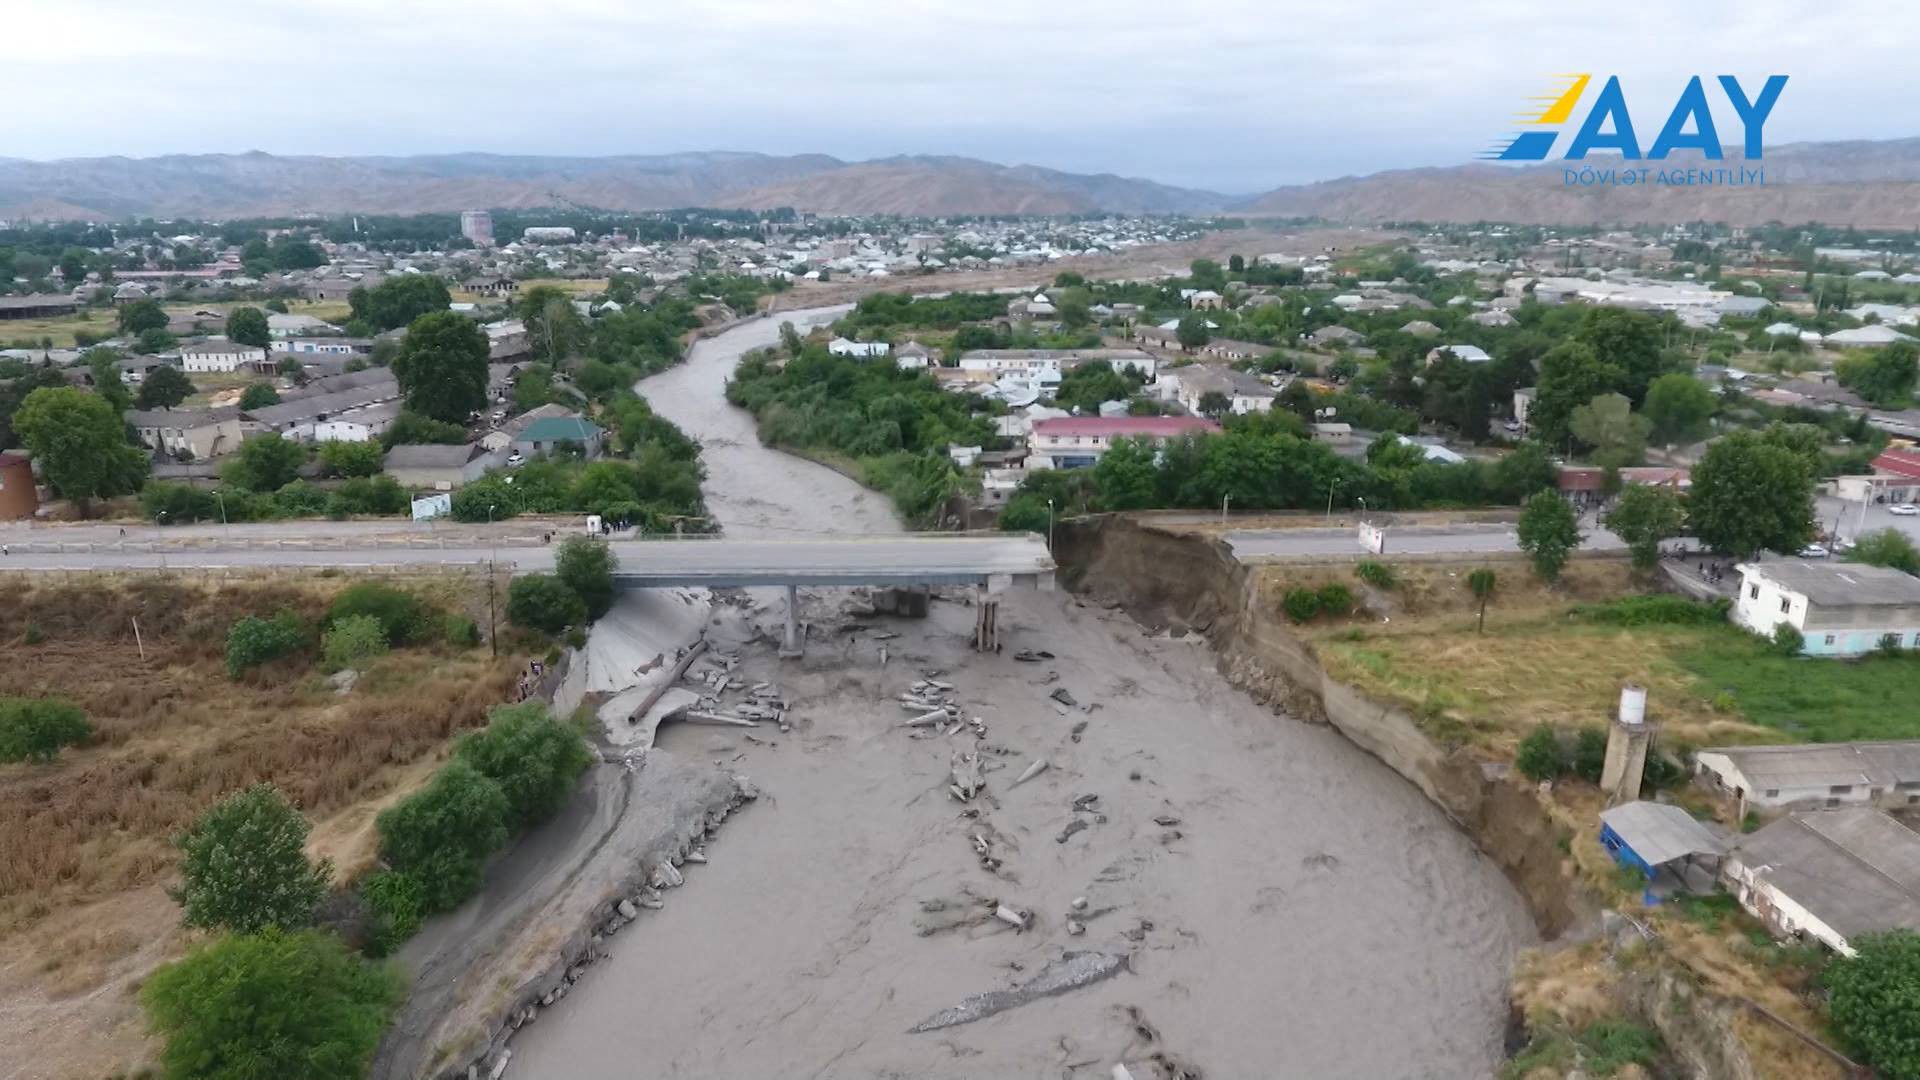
[1703,741,1920,791]
[1601,801,1726,867]
[1733,809,1920,941]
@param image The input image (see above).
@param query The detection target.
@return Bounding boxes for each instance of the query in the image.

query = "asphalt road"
[1226,519,1628,560]
[0,534,1057,588]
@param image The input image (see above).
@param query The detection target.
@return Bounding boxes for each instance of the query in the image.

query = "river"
[509,308,1533,1079]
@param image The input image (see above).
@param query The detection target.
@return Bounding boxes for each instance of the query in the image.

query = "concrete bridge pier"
[780,584,804,658]
[973,585,999,652]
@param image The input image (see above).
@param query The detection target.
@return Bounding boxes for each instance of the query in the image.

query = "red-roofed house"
[1556,466,1690,507]
[1029,416,1220,470]
[1838,449,1920,504]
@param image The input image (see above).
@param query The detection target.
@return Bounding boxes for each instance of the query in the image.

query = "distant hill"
[1236,138,1920,228]
[0,151,1228,221]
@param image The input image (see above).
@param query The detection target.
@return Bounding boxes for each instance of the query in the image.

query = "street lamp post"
[1221,493,1231,525]
[486,504,498,658]
[1046,498,1055,553]
[1326,477,1338,519]
[214,491,229,539]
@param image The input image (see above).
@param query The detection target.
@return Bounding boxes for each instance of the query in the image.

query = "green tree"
[1641,372,1716,445]
[1516,491,1583,582]
[225,611,306,678]
[1836,342,1919,407]
[1529,342,1624,449]
[348,275,451,331]
[1092,437,1159,511]
[11,386,148,509]
[238,382,281,410]
[1827,930,1920,1080]
[554,535,618,620]
[117,298,168,335]
[318,439,384,478]
[455,703,595,830]
[57,246,88,284]
[1175,312,1212,351]
[327,583,435,645]
[392,311,488,423]
[226,306,271,348]
[508,573,587,633]
[1605,484,1687,571]
[1568,392,1649,468]
[1228,254,1246,274]
[1572,306,1667,401]
[141,929,402,1080]
[1197,390,1232,419]
[1054,286,1091,329]
[224,433,305,492]
[0,696,91,763]
[322,614,389,670]
[134,365,196,410]
[1849,528,1920,575]
[1689,429,1815,558]
[86,347,133,412]
[174,785,329,934]
[375,759,509,913]
[520,285,589,365]
[1467,567,1496,633]
[1515,725,1566,782]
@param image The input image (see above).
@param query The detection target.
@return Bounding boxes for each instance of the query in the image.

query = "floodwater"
[635,307,901,539]
[509,310,1533,1079]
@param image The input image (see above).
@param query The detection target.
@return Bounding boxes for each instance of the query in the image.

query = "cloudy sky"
[11,0,1914,193]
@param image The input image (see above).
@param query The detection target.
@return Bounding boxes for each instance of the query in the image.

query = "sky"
[10,0,1918,193]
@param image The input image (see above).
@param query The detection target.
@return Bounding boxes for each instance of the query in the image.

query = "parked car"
[1890,503,1919,516]
[1798,544,1830,558]
[505,451,525,467]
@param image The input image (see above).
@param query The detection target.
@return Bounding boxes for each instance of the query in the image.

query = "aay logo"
[1484,74,1788,162]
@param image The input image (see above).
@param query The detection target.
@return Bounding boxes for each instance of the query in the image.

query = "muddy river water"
[509,309,1533,1079]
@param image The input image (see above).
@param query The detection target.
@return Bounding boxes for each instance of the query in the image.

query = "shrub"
[1355,560,1398,589]
[1316,583,1354,617]
[1826,931,1920,1080]
[375,760,509,914]
[1576,1018,1663,1076]
[508,573,586,634]
[141,929,402,1080]
[1571,595,1729,626]
[1771,623,1805,657]
[322,614,389,671]
[327,583,433,646]
[174,784,330,934]
[554,536,618,621]
[225,611,306,678]
[444,615,481,647]
[0,695,92,763]
[455,703,595,829]
[359,871,424,958]
[1516,725,1566,782]
[1571,728,1609,784]
[318,440,384,479]
[1281,588,1321,624]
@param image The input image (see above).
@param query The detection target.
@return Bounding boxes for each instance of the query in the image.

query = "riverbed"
[509,308,1533,1079]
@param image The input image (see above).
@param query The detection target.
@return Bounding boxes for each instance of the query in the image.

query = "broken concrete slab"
[907,950,1129,1032]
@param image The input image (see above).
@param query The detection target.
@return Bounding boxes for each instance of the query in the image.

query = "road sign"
[1357,521,1386,554]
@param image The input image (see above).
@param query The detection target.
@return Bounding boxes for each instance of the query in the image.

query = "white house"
[828,337,890,359]
[1826,325,1914,347]
[1028,416,1219,470]
[894,341,933,371]
[1159,366,1275,415]
[1425,344,1491,365]
[1731,560,1920,657]
[1723,808,1920,956]
[266,313,340,338]
[180,340,268,373]
[1695,741,1920,816]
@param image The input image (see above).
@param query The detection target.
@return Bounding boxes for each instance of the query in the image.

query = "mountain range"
[5,141,1920,226]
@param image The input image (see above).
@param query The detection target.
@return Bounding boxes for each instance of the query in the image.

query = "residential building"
[1695,741,1920,817]
[828,337,889,359]
[1187,289,1224,310]
[385,443,497,490]
[1401,320,1442,338]
[1133,326,1181,350]
[125,406,253,460]
[1308,325,1364,348]
[1028,416,1219,470]
[512,414,606,460]
[244,371,402,443]
[894,341,933,371]
[460,210,495,247]
[0,295,78,321]
[1196,339,1272,363]
[1557,466,1689,507]
[1826,325,1914,347]
[1723,808,1920,955]
[267,313,340,338]
[0,452,37,519]
[180,340,268,373]
[463,276,518,298]
[1732,560,1920,656]
[1832,448,1920,505]
[1159,366,1275,415]
[1425,344,1491,365]
[271,337,374,357]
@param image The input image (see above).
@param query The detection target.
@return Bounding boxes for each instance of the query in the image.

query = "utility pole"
[1221,493,1231,525]
[486,504,498,658]
[1046,498,1055,553]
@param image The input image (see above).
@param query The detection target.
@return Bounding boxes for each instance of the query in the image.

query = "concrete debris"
[1112,1066,1135,1080]
[1154,815,1182,828]
[636,896,664,911]
[902,710,947,728]
[1071,896,1088,911]
[1071,720,1088,743]
[326,669,359,695]
[616,899,638,920]
[649,861,685,890]
[908,950,1129,1033]
[684,849,707,864]
[1072,793,1101,812]
[949,747,984,801]
[1066,919,1086,936]
[1012,757,1050,788]
[1057,819,1089,844]
[994,904,1031,931]
[1012,649,1055,662]
[1050,688,1078,707]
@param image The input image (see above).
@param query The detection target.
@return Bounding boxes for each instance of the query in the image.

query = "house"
[267,313,340,338]
[1308,325,1364,348]
[1826,325,1914,347]
[1028,416,1219,470]
[1834,448,1920,505]
[512,414,606,460]
[1598,801,1726,903]
[1469,309,1517,328]
[1197,339,1272,363]
[981,467,1025,507]
[1556,466,1689,507]
[384,443,497,490]
[462,276,518,298]
[1425,344,1491,365]
[1401,320,1441,338]
[271,337,374,357]
[1160,366,1275,415]
[180,340,268,374]
[0,452,37,520]
[244,372,402,443]
[894,341,933,371]
[1133,326,1182,350]
[1513,387,1535,427]
[0,294,79,321]
[1723,808,1920,955]
[1310,421,1353,444]
[1695,741,1920,817]
[125,406,253,460]
[1187,290,1224,310]
[828,337,889,359]
[1732,560,1920,657]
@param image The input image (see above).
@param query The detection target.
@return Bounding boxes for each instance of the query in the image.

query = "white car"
[1798,544,1830,558]
[505,452,525,467]
[1890,504,1919,516]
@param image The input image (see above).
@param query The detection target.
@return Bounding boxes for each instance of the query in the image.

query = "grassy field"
[0,298,351,348]
[0,575,526,1077]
